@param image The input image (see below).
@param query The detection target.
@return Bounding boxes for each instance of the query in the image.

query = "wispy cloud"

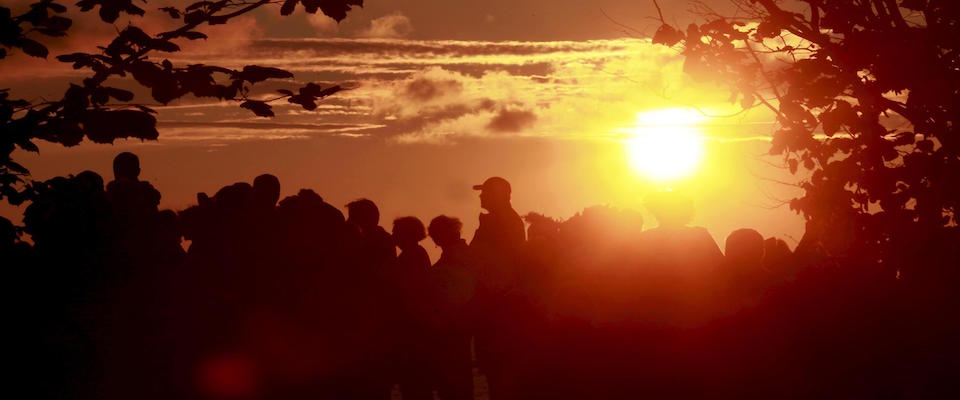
[357,13,414,38]
[7,33,774,144]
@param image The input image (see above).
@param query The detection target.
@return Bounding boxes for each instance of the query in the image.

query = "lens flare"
[626,108,706,181]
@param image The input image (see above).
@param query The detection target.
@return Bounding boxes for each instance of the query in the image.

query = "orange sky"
[2,0,807,256]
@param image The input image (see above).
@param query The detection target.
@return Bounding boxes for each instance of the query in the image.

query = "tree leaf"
[104,87,134,102]
[181,31,208,40]
[134,104,157,114]
[318,0,363,22]
[44,15,73,31]
[280,0,298,16]
[18,38,49,58]
[240,65,294,83]
[47,2,68,13]
[159,6,181,19]
[82,109,159,143]
[150,39,181,52]
[15,139,39,153]
[240,100,274,117]
[652,24,683,47]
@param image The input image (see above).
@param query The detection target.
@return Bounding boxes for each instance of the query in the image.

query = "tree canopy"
[655,0,959,273]
[1,0,361,207]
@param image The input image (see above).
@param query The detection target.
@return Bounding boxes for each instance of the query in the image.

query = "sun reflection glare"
[626,108,706,181]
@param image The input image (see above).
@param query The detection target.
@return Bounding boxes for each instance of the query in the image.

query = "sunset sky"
[2,0,806,255]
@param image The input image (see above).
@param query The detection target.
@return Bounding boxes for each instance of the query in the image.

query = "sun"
[625,108,706,181]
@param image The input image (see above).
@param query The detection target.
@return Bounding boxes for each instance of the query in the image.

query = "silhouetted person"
[106,152,161,219]
[20,172,112,400]
[347,198,397,271]
[638,190,723,275]
[428,215,476,400]
[722,228,771,305]
[725,228,765,271]
[471,177,525,253]
[249,174,281,260]
[392,216,433,400]
[275,188,345,258]
[469,176,525,399]
[395,217,431,275]
[761,237,796,281]
[253,173,281,211]
[336,199,396,399]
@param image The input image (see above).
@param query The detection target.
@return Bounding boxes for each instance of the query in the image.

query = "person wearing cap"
[468,176,525,399]
[470,177,526,252]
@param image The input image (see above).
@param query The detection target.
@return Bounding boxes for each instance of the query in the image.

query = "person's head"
[75,170,104,193]
[392,216,426,248]
[346,198,380,231]
[725,228,765,269]
[762,237,793,271]
[113,152,140,181]
[473,176,512,211]
[214,182,254,211]
[644,190,694,228]
[428,215,463,248]
[252,174,281,208]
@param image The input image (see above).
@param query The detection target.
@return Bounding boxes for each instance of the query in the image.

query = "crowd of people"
[4,152,959,400]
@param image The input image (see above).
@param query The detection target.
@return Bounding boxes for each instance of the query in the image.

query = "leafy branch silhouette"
[1,0,362,206]
[652,0,959,271]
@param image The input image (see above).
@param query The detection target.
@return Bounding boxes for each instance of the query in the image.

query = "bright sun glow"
[626,108,706,181]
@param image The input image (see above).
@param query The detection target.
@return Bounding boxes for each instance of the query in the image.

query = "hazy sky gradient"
[2,0,807,256]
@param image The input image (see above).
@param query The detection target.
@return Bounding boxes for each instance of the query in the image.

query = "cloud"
[402,75,463,101]
[487,108,537,133]
[5,30,772,147]
[394,111,498,144]
[308,13,340,35]
[366,67,477,119]
[357,13,413,38]
[179,15,263,55]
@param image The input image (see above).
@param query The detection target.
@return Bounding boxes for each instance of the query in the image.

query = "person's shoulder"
[688,226,716,241]
[413,245,430,260]
[139,181,161,199]
[489,208,522,224]
[371,226,394,244]
[373,225,391,237]
[106,179,135,193]
[637,227,665,240]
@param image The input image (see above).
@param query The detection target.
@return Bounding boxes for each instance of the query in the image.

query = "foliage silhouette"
[0,0,360,211]
[653,0,960,275]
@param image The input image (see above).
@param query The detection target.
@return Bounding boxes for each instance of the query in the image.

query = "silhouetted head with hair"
[429,215,463,248]
[75,170,104,193]
[346,198,380,232]
[113,152,140,181]
[725,228,765,269]
[645,190,694,228]
[393,216,426,249]
[253,174,281,209]
[474,176,512,212]
[213,182,254,212]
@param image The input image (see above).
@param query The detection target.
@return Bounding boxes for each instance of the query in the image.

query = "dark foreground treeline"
[3,153,959,400]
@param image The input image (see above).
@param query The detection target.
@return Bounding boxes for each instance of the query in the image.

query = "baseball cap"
[472,176,511,194]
